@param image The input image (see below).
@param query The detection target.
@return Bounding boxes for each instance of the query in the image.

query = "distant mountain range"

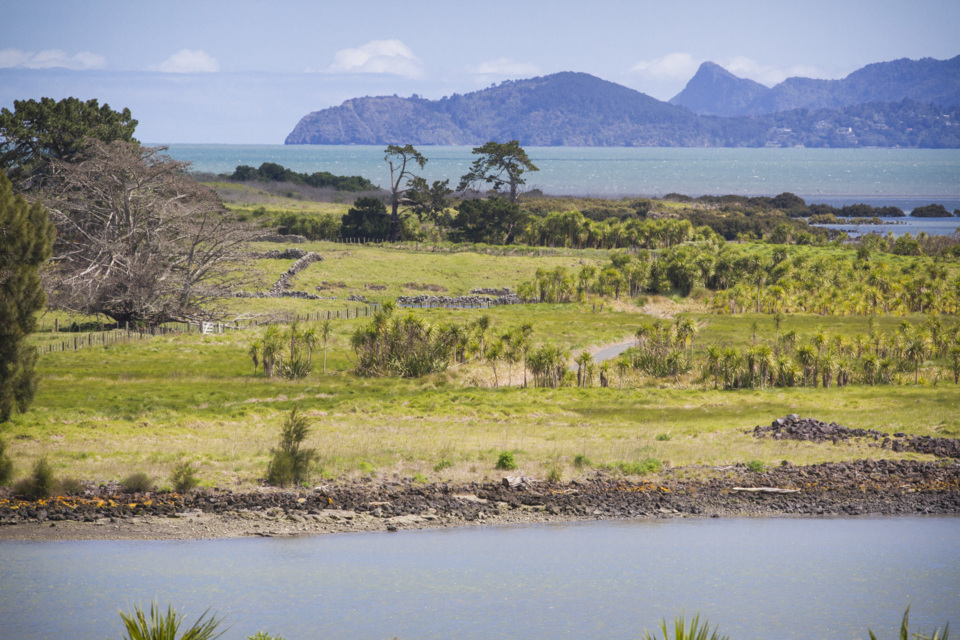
[671,56,960,116]
[286,56,960,148]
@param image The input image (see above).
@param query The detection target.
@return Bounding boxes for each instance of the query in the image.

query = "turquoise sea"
[162,144,960,209]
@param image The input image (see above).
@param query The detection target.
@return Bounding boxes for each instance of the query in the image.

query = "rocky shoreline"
[2,459,958,541]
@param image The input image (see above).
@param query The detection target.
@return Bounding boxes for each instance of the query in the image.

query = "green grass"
[5,321,959,489]
[9,239,960,489]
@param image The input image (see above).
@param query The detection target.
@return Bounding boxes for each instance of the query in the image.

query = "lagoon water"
[163,145,960,208]
[2,517,958,640]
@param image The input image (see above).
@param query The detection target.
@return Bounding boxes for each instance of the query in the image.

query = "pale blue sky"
[2,0,958,143]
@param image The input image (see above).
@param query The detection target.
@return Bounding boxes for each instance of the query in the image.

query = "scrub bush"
[495,451,518,470]
[121,472,154,493]
[171,460,200,493]
[0,437,13,485]
[13,457,55,499]
[266,407,317,487]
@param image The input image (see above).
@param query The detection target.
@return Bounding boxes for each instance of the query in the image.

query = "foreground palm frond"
[869,606,950,640]
[642,614,729,640]
[120,602,225,640]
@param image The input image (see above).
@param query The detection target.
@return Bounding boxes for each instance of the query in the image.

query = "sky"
[2,0,958,144]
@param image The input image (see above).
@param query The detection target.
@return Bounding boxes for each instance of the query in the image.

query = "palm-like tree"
[796,344,816,387]
[474,315,491,361]
[261,325,285,378]
[575,351,594,388]
[819,351,836,388]
[950,345,960,384]
[302,325,319,367]
[487,338,505,388]
[675,316,698,360]
[248,340,262,376]
[615,356,630,390]
[905,335,928,384]
[861,354,879,386]
[773,311,785,351]
[705,346,722,389]
[320,320,334,374]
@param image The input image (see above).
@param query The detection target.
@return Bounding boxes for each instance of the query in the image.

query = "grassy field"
[5,235,959,491]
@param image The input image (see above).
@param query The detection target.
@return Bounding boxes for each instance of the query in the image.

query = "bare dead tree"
[41,140,254,325]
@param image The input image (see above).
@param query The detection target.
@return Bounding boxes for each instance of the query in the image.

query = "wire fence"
[35,304,382,356]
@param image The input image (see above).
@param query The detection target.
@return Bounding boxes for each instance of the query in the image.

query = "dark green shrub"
[13,457,56,499]
[433,458,453,472]
[612,458,662,476]
[546,464,563,483]
[171,460,200,493]
[745,460,765,473]
[0,437,13,485]
[655,433,672,441]
[495,451,517,470]
[121,472,153,493]
[266,407,318,487]
[573,453,592,468]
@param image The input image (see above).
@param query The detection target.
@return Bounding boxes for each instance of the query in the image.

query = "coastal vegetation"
[1,102,959,504]
[108,603,948,640]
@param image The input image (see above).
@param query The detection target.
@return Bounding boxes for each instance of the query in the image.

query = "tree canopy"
[340,197,391,241]
[457,141,538,203]
[384,145,427,241]
[42,141,251,325]
[0,171,54,420]
[0,97,138,190]
[450,198,526,244]
[229,162,374,192]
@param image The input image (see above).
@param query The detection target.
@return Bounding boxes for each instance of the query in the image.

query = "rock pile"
[250,248,309,260]
[254,233,308,244]
[752,415,887,443]
[471,287,513,296]
[3,459,959,531]
[397,292,522,308]
[235,252,324,299]
[752,415,960,458]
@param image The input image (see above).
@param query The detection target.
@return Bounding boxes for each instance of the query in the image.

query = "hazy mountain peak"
[670,62,771,116]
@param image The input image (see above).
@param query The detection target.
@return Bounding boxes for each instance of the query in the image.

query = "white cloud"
[629,53,701,80]
[471,57,540,78]
[153,49,220,73]
[325,40,423,78]
[0,48,106,70]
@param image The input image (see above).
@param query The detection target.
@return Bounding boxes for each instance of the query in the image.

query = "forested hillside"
[286,58,960,148]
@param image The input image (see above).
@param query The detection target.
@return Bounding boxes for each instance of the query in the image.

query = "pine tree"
[0,172,54,421]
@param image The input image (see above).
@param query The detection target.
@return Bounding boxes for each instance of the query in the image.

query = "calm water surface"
[2,517,957,640]
[161,145,960,204]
